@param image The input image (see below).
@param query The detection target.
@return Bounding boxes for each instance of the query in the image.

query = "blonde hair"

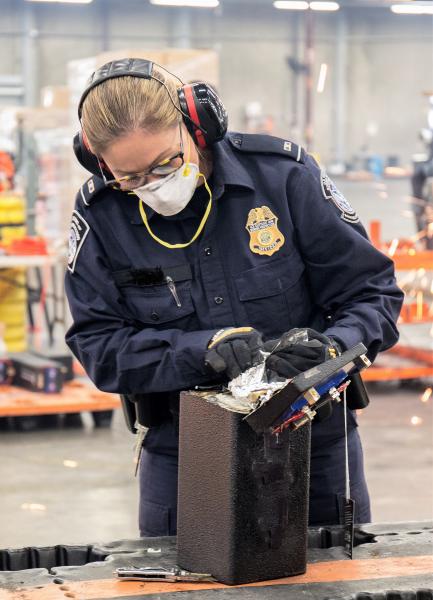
[81,69,180,155]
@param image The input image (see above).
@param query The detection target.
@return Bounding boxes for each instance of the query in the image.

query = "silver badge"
[320,170,359,224]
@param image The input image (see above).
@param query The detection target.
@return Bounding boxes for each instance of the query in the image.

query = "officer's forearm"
[66,326,221,395]
[324,291,402,363]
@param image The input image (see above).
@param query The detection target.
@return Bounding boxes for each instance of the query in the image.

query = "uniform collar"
[211,132,255,191]
[124,132,254,225]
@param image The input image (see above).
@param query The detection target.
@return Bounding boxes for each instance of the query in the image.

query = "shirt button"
[204,247,212,256]
[151,311,160,321]
[214,296,224,305]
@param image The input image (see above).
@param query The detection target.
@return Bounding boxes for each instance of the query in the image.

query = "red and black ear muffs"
[72,129,113,179]
[73,58,228,177]
[177,82,227,149]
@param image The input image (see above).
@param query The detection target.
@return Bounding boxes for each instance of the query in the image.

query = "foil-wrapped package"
[199,359,288,414]
[198,330,312,414]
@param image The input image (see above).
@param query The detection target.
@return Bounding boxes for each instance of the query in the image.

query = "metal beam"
[170,8,192,48]
[333,9,348,167]
[22,2,38,107]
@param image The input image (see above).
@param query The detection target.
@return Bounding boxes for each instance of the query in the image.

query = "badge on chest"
[246,206,285,256]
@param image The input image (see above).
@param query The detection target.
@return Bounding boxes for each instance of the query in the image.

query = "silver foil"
[201,359,288,414]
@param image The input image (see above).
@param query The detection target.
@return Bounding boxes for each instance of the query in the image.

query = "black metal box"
[0,357,13,384]
[31,347,74,382]
[177,391,310,585]
[9,353,64,393]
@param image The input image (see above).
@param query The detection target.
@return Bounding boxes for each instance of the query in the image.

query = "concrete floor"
[340,177,418,241]
[0,177,432,549]
[0,410,139,548]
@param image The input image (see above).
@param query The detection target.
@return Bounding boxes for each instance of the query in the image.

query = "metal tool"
[133,423,148,477]
[245,343,371,434]
[115,566,216,583]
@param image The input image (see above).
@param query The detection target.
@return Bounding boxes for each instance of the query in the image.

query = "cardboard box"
[40,86,70,110]
[95,48,219,87]
[10,353,64,394]
[31,347,74,382]
[0,358,13,384]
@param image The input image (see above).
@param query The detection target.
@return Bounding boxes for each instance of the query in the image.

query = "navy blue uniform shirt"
[65,133,403,433]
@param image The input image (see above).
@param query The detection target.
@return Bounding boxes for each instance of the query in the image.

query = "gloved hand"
[205,327,264,381]
[264,327,341,379]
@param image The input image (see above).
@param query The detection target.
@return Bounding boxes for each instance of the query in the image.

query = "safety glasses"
[99,123,184,191]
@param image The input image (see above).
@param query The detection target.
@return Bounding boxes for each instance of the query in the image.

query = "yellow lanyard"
[138,173,213,249]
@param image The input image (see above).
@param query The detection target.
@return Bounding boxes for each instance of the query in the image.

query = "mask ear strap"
[183,133,192,177]
[138,174,212,250]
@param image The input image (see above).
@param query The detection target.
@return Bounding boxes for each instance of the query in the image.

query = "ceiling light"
[273,1,309,9]
[310,2,340,11]
[150,0,219,6]
[26,0,93,3]
[391,3,433,14]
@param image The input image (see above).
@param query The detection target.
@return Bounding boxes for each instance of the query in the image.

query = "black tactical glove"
[264,327,341,379]
[205,327,264,381]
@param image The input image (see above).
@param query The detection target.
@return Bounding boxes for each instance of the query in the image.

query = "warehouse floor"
[0,177,432,549]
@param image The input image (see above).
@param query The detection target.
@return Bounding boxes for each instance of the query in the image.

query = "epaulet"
[228,133,306,164]
[76,175,107,208]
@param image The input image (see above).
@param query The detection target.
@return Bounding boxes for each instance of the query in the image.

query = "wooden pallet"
[0,380,120,417]
[363,345,433,381]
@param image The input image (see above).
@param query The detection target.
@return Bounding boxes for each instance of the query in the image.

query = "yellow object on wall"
[0,194,26,245]
[0,194,27,352]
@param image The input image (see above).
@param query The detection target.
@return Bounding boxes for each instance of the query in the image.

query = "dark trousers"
[139,420,179,537]
[309,426,371,526]
[138,419,371,537]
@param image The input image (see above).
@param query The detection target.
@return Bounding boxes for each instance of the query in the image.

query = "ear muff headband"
[77,58,154,118]
[74,57,228,177]
[77,58,209,138]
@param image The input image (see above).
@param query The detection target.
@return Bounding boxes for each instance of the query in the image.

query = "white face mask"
[133,161,200,217]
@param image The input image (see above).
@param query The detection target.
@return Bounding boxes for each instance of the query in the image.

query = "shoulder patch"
[68,210,90,273]
[229,133,306,164]
[76,175,106,208]
[320,170,359,224]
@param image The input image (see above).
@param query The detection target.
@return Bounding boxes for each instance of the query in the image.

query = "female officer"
[66,58,403,537]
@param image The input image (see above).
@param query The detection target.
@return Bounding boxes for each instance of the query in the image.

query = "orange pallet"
[0,380,120,417]
[369,220,433,270]
[3,555,432,600]
[398,301,432,324]
[363,345,433,381]
[391,251,433,270]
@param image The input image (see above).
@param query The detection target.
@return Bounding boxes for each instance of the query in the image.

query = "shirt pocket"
[115,266,197,328]
[234,253,310,338]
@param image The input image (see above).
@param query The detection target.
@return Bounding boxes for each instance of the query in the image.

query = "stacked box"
[0,194,26,244]
[0,194,28,353]
[31,347,74,382]
[0,357,13,384]
[9,353,63,394]
[0,271,27,353]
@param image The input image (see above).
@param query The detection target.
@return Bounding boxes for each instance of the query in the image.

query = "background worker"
[65,58,403,536]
